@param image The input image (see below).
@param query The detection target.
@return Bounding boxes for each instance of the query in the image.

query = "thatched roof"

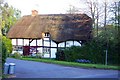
[7,14,92,43]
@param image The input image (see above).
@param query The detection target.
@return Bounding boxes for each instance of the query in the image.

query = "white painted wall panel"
[18,39,22,45]
[51,41,57,47]
[66,41,73,47]
[12,39,16,45]
[58,42,65,47]
[24,39,29,46]
[30,40,36,46]
[74,41,81,46]
[37,39,42,46]
[44,41,50,46]
[51,48,57,58]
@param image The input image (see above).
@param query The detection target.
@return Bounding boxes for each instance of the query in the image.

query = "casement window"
[13,45,23,51]
[43,48,50,54]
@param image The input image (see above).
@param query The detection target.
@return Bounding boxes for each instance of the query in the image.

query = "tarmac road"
[6,58,119,78]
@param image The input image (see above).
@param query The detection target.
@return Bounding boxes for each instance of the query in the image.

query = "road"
[6,58,119,78]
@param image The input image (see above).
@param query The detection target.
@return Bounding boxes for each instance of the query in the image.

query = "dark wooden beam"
[29,39,30,46]
[29,39,31,55]
[36,39,37,54]
[73,40,74,46]
[29,39,34,43]
[42,38,44,57]
[49,37,51,58]
[57,43,59,52]
[65,41,66,48]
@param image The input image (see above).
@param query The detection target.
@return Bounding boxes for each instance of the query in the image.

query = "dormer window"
[42,32,50,38]
[45,33,50,37]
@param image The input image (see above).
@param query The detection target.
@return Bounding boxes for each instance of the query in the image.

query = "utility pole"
[104,0,108,65]
[105,49,108,65]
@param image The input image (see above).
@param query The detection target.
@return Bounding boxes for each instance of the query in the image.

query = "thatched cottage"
[7,10,92,58]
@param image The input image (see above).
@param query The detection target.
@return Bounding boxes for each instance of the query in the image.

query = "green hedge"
[56,40,119,65]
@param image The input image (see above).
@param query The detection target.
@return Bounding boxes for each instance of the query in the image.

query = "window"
[42,32,50,38]
[13,46,23,51]
[43,48,50,54]
[44,33,50,37]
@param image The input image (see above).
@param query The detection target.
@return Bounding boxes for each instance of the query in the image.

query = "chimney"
[31,10,38,16]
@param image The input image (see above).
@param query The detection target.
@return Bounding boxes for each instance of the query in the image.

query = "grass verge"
[21,57,119,70]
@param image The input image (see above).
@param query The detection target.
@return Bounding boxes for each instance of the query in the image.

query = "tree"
[81,0,119,65]
[0,0,3,36]
[66,5,79,14]
[110,1,120,64]
[0,1,21,74]
[0,2,21,36]
[83,0,113,38]
[111,1,120,33]
[83,0,103,37]
[103,0,108,65]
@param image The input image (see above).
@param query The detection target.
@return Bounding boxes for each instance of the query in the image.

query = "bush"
[56,49,65,61]
[12,52,22,59]
[1,42,7,67]
[64,46,81,62]
[2,36,12,57]
[0,37,7,73]
[36,52,42,58]
[60,39,119,65]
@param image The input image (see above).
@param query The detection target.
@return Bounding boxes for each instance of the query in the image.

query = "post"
[105,49,108,65]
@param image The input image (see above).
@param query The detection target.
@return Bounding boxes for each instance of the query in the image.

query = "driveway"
[6,58,119,78]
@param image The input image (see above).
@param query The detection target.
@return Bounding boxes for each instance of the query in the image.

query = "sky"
[5,0,119,16]
[5,0,86,16]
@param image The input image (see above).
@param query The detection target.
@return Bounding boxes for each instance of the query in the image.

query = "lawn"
[21,57,120,70]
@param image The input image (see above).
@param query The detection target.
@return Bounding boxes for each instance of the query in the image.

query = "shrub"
[56,49,65,61]
[61,39,119,65]
[64,46,81,62]
[12,52,21,59]
[0,37,7,73]
[2,36,12,57]
[36,52,42,58]
[1,42,7,67]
